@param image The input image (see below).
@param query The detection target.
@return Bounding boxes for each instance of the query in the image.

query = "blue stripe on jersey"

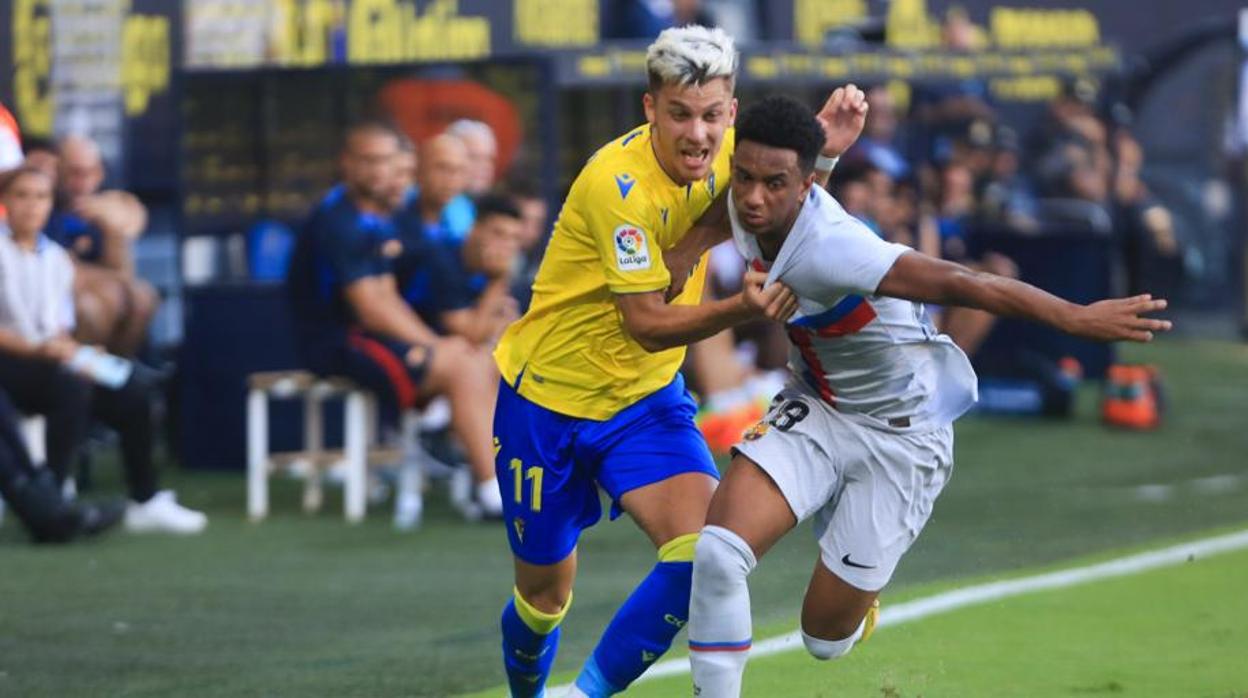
[621,129,644,147]
[790,294,866,329]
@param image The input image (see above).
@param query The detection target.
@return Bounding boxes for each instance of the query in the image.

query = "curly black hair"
[734,95,827,174]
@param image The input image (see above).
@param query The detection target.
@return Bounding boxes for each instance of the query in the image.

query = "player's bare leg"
[515,552,578,617]
[798,558,880,657]
[688,454,797,697]
[622,471,717,548]
[504,551,578,697]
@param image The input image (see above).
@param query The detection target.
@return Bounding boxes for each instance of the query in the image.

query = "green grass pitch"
[0,338,1245,697]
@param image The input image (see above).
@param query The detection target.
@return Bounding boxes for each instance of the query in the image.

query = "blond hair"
[645,25,737,92]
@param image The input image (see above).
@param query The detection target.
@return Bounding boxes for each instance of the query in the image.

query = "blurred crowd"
[0,103,206,542]
[683,10,1182,448]
[0,4,1184,540]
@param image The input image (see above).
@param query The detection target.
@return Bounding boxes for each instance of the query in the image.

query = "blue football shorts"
[493,372,719,565]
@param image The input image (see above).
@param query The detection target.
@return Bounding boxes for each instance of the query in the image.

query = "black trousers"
[0,354,158,502]
[0,387,38,482]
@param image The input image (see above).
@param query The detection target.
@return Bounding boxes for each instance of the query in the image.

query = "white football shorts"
[733,380,954,591]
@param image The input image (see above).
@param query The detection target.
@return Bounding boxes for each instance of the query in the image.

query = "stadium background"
[1,1,1246,696]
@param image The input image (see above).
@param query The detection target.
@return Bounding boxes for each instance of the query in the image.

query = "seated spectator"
[286,122,502,520]
[46,134,158,357]
[1110,127,1179,294]
[414,133,474,242]
[446,119,498,197]
[503,178,550,311]
[931,161,1018,357]
[849,84,911,181]
[396,194,521,348]
[0,386,124,543]
[912,8,995,159]
[978,125,1039,231]
[0,167,206,534]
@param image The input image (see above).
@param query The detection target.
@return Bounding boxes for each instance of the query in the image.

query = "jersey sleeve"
[580,171,670,294]
[808,218,909,298]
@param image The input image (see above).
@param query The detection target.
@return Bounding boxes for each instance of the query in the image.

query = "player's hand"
[741,269,798,322]
[816,84,869,159]
[1065,294,1172,342]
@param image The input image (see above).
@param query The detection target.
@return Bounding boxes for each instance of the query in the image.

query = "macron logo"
[615,173,636,199]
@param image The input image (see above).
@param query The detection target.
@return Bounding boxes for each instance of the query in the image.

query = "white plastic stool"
[246,371,375,524]
[245,372,426,526]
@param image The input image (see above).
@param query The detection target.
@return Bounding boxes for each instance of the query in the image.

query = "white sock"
[801,619,864,661]
[688,525,757,698]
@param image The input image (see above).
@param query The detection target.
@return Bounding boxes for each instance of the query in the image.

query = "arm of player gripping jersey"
[663,192,731,302]
[344,275,441,346]
[876,251,1173,343]
[617,269,797,353]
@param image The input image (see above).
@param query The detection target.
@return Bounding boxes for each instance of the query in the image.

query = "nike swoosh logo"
[841,553,877,569]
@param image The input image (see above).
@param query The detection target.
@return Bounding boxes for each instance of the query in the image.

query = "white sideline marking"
[552,527,1248,690]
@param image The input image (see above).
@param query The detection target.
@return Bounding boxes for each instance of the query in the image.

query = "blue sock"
[501,589,570,698]
[575,534,699,696]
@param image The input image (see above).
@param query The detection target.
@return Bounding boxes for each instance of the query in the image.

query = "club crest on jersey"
[615,173,636,199]
[743,420,770,441]
[614,225,651,271]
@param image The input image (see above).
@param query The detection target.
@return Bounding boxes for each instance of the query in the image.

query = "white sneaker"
[476,478,503,518]
[125,491,208,534]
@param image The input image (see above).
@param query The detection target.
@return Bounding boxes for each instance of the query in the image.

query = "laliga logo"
[616,227,643,255]
[614,224,651,270]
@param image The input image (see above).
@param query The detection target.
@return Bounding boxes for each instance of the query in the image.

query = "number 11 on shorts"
[509,458,543,512]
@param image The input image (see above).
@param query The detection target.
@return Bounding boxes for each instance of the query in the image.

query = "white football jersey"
[729,185,978,431]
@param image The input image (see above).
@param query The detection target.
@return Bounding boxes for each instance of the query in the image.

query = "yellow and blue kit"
[493,124,733,697]
[493,124,733,562]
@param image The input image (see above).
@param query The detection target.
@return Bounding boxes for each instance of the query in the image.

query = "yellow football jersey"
[494,124,734,420]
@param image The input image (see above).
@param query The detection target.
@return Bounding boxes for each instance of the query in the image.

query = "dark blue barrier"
[177,283,318,471]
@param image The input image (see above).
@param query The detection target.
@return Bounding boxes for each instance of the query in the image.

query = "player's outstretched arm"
[876,251,1173,343]
[619,270,798,352]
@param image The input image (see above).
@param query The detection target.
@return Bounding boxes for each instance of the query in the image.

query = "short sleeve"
[806,218,908,298]
[581,173,670,294]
